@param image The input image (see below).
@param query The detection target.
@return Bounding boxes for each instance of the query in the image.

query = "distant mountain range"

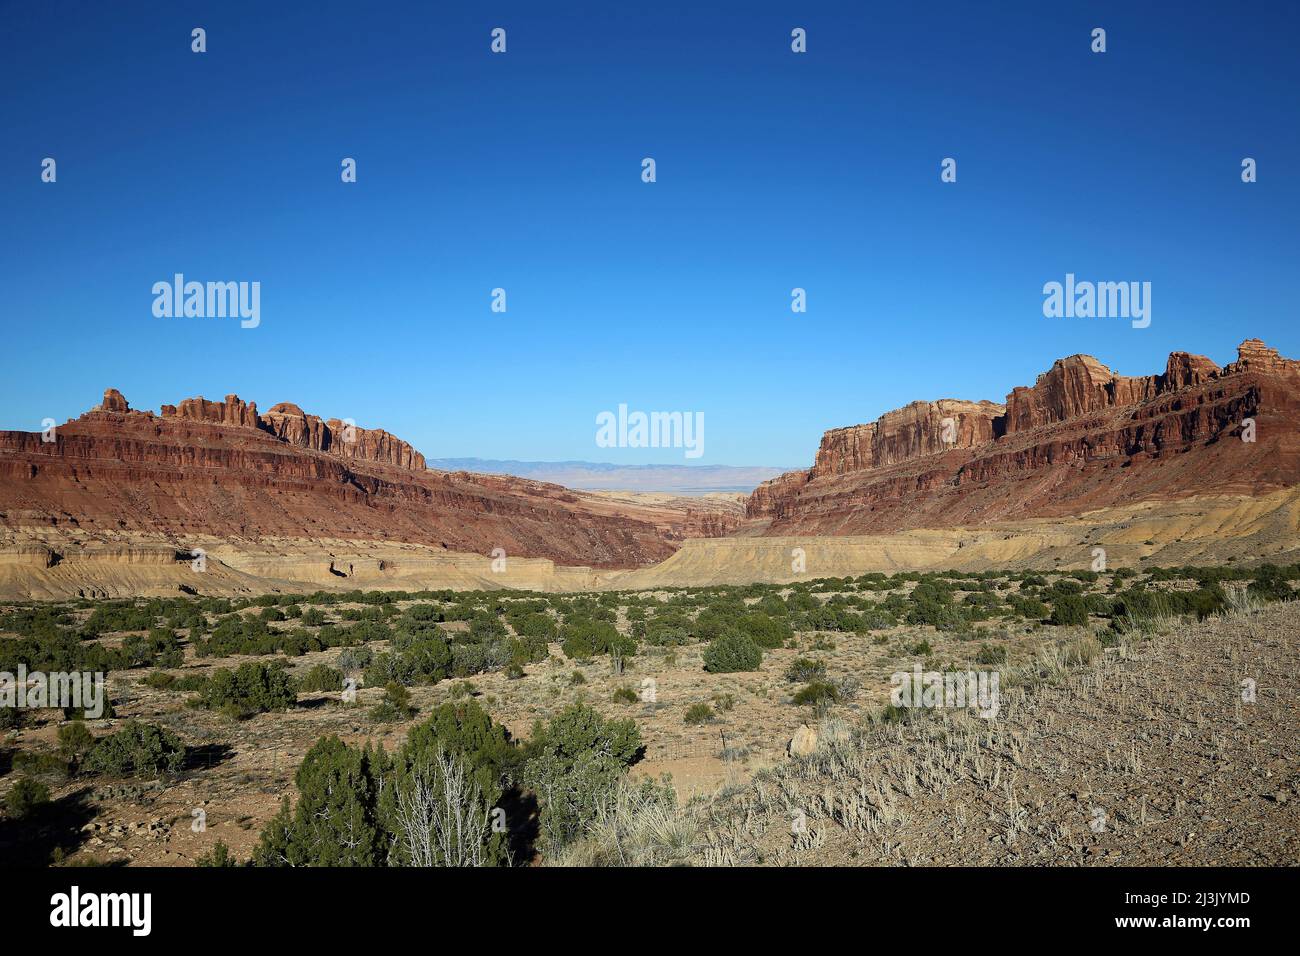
[426,459,792,494]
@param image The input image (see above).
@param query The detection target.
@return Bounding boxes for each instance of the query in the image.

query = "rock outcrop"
[161,393,261,429]
[811,400,1005,478]
[258,402,424,470]
[747,340,1300,534]
[0,390,739,570]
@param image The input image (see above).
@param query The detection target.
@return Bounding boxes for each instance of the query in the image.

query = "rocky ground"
[677,603,1300,866]
[1,588,1296,867]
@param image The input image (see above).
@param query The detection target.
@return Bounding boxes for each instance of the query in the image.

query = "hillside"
[0,389,740,581]
[747,340,1300,536]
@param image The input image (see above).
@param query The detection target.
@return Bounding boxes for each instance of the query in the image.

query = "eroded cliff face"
[0,390,738,569]
[811,400,1005,478]
[747,340,1300,534]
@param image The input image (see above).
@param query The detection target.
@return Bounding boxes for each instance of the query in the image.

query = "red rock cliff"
[0,390,737,569]
[747,340,1300,533]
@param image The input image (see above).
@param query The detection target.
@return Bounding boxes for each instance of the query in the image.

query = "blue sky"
[2,1,1296,466]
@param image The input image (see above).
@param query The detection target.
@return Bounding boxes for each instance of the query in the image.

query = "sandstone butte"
[0,390,740,570]
[745,338,1300,536]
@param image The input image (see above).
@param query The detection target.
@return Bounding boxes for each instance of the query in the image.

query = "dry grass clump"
[551,778,699,867]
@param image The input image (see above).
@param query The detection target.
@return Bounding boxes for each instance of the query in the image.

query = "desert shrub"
[405,603,444,623]
[121,628,184,669]
[1008,594,1049,620]
[511,612,557,641]
[254,736,385,866]
[960,592,1004,620]
[450,642,489,677]
[296,664,343,694]
[507,635,549,667]
[196,840,239,867]
[905,580,956,627]
[1248,566,1295,603]
[1049,594,1090,627]
[380,701,518,866]
[1084,593,1115,615]
[522,703,641,856]
[1113,585,1226,625]
[683,703,713,725]
[4,777,50,819]
[366,633,452,686]
[83,721,185,777]
[612,686,639,704]
[795,604,864,633]
[300,608,328,627]
[81,601,155,636]
[638,613,693,647]
[784,657,826,683]
[195,662,296,718]
[691,606,740,643]
[404,700,520,789]
[57,721,95,758]
[1045,579,1084,599]
[560,618,624,661]
[337,645,373,673]
[974,643,1007,665]
[255,701,522,867]
[143,669,178,690]
[792,681,840,709]
[505,663,525,680]
[856,606,898,631]
[12,750,70,782]
[702,630,762,673]
[467,614,508,642]
[735,613,793,649]
[370,683,417,723]
[785,590,819,613]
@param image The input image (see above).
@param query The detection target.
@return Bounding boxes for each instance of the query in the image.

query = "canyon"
[0,338,1297,598]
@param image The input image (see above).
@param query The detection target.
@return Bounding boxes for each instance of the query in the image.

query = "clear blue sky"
[2,1,1296,466]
